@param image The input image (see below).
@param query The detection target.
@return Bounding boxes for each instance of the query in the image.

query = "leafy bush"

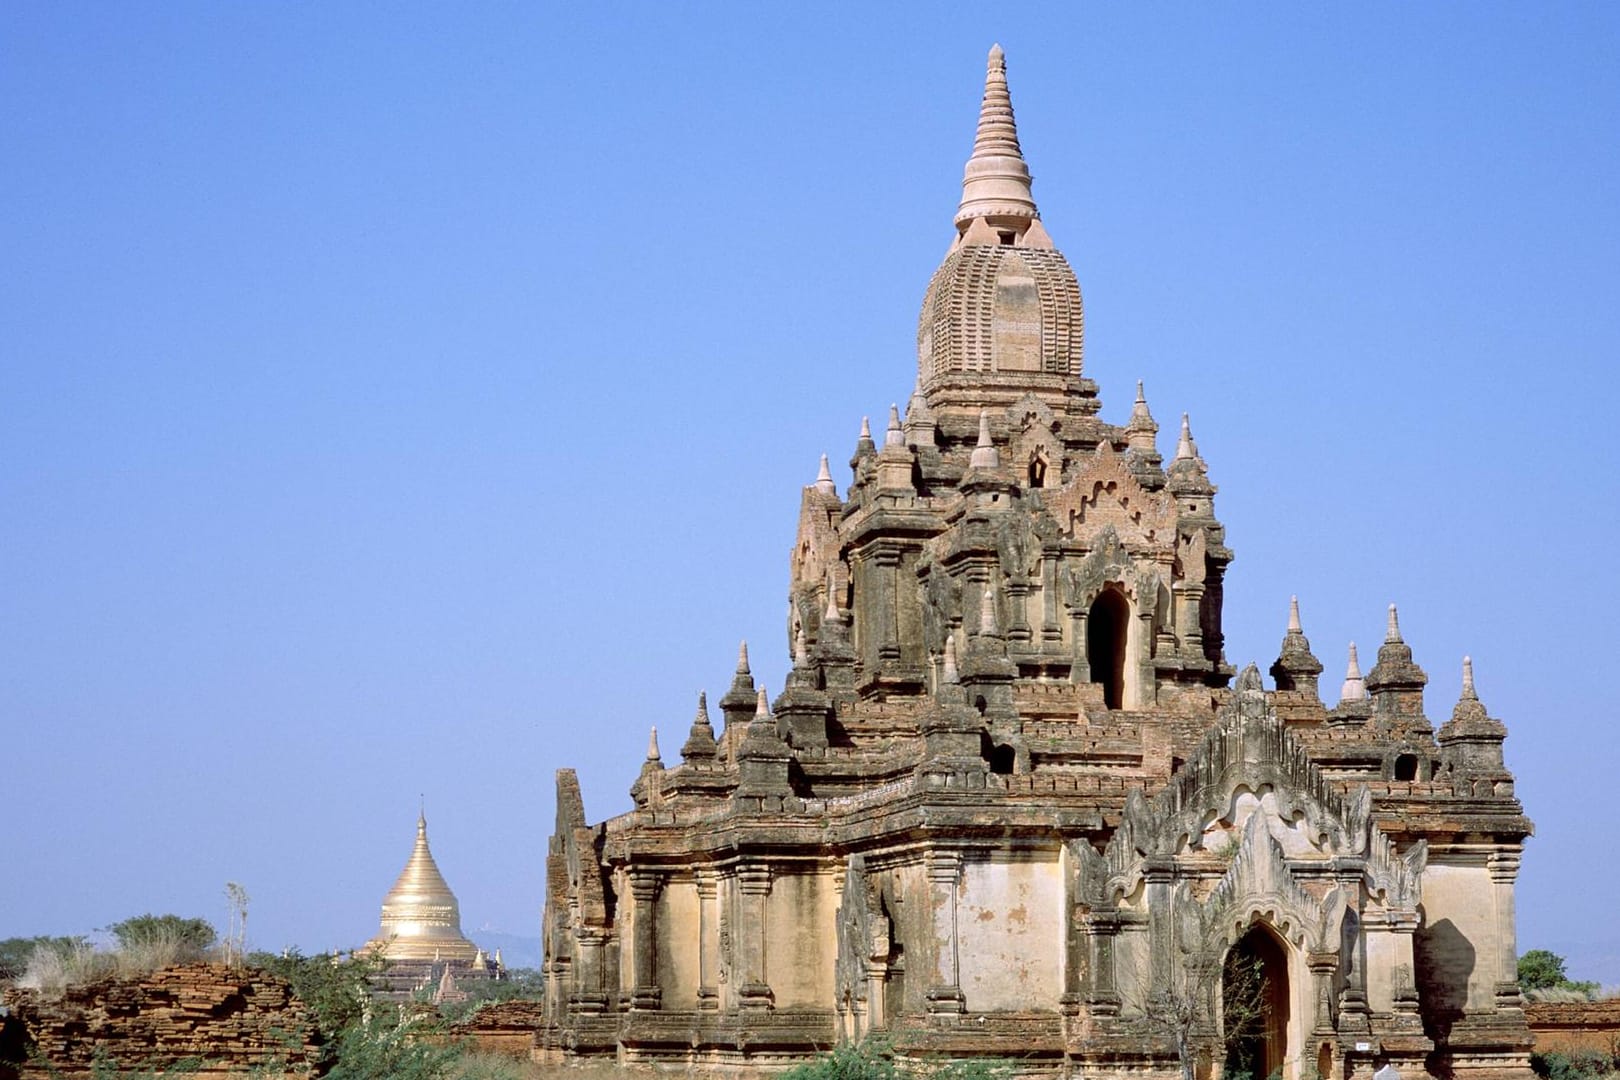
[777,1038,1010,1080]
[1530,1050,1620,1080]
[1520,950,1600,998]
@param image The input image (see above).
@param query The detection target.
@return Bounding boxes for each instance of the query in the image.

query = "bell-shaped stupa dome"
[365,812,479,963]
[917,45,1085,416]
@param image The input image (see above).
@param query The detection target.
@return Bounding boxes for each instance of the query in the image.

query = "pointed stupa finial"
[1175,413,1196,461]
[885,404,905,447]
[969,408,1000,469]
[1288,595,1302,634]
[755,688,771,720]
[646,726,661,762]
[942,633,959,683]
[1340,642,1367,702]
[859,416,872,441]
[814,454,836,495]
[794,626,808,663]
[1461,655,1477,701]
[979,584,998,635]
[1132,380,1151,419]
[957,44,1037,229]
[696,690,710,724]
[824,586,839,622]
[1385,603,1403,643]
[736,640,751,675]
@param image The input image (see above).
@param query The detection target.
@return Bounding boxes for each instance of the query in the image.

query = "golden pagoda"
[365,811,479,963]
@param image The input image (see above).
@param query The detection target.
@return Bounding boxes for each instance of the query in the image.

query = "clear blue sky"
[4,5,1618,981]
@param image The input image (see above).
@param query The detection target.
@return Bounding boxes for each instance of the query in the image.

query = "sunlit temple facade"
[541,47,1534,1080]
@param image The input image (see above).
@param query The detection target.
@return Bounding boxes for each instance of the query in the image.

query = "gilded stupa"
[366,811,480,963]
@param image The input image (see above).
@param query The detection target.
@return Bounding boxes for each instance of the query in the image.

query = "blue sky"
[4,5,1618,982]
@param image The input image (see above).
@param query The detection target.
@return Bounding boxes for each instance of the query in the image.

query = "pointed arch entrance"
[1086,589,1129,710]
[1223,923,1290,1080]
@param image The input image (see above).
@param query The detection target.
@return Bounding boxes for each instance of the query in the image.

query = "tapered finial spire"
[1461,655,1477,700]
[942,633,959,683]
[956,45,1038,229]
[969,409,1000,469]
[1385,603,1403,643]
[885,404,905,447]
[814,454,836,495]
[1175,413,1197,461]
[1288,596,1302,634]
[1340,643,1367,702]
[736,640,751,674]
[646,726,661,762]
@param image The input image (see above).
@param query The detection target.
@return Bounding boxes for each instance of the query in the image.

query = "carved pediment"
[1049,442,1174,548]
[1100,679,1423,919]
[1063,526,1163,612]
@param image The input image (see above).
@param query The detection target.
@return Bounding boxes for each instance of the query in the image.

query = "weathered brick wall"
[1,963,318,1078]
[448,1000,544,1059]
[1526,1000,1620,1058]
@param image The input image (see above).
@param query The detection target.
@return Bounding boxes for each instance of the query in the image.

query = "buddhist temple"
[540,46,1534,1080]
[365,811,501,997]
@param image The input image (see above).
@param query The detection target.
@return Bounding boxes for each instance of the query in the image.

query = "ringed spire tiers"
[365,811,479,963]
[955,44,1039,230]
[917,45,1086,417]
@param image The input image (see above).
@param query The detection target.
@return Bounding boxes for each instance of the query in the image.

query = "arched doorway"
[1087,589,1129,709]
[1223,923,1290,1080]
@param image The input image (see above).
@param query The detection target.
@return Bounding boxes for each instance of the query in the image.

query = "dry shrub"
[17,940,111,996]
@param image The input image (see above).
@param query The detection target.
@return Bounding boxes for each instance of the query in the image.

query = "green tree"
[1518,949,1598,996]
[108,915,217,955]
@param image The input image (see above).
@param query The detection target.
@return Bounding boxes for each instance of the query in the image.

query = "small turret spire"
[1461,655,1477,700]
[1288,595,1302,633]
[794,626,808,664]
[956,45,1038,229]
[814,454,836,495]
[1385,603,1403,643]
[979,585,998,635]
[755,688,771,720]
[885,404,904,447]
[1340,642,1367,702]
[736,640,751,675]
[969,409,1000,469]
[646,726,661,762]
[1175,413,1197,461]
[942,634,959,683]
[859,416,872,442]
[680,690,717,762]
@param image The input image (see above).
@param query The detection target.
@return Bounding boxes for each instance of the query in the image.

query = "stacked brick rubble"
[2,964,317,1078]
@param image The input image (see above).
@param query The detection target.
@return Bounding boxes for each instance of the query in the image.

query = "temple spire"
[956,44,1038,230]
[1340,642,1367,702]
[814,454,836,495]
[969,409,1000,469]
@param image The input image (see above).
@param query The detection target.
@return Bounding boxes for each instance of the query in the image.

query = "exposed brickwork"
[448,1000,545,1059]
[1,964,317,1078]
[1526,1000,1620,1057]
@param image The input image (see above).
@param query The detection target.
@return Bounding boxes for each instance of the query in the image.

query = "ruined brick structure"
[541,47,1534,1080]
[1,964,317,1079]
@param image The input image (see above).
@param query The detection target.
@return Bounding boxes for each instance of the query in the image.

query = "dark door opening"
[1223,923,1290,1080]
[1087,590,1129,710]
